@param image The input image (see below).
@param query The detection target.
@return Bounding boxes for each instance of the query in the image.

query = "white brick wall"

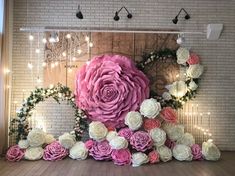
[11,0,235,150]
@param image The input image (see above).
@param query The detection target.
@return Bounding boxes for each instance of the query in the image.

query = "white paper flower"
[162,92,172,101]
[89,121,108,141]
[109,136,128,149]
[45,134,56,144]
[177,47,190,65]
[18,139,29,149]
[189,80,198,91]
[140,98,161,118]
[131,152,149,167]
[24,147,43,160]
[69,142,88,160]
[157,145,172,162]
[106,131,118,142]
[177,133,195,147]
[163,123,184,141]
[173,144,193,161]
[27,128,46,147]
[166,81,188,98]
[202,140,221,161]
[187,64,204,78]
[149,128,166,147]
[125,111,143,131]
[59,133,76,149]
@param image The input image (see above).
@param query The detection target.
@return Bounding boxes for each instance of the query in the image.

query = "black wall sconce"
[114,6,132,21]
[76,5,83,19]
[172,8,190,24]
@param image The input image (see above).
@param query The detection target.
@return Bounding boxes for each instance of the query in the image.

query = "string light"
[89,42,93,47]
[77,49,82,54]
[51,62,55,68]
[66,33,71,39]
[85,36,89,42]
[4,68,11,74]
[27,62,33,70]
[49,84,54,89]
[42,38,47,43]
[37,77,42,83]
[55,61,59,66]
[35,48,40,53]
[72,57,76,61]
[42,62,47,67]
[29,34,34,41]
[68,68,72,73]
[62,52,66,57]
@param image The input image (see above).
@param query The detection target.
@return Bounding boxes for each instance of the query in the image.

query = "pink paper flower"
[160,107,177,123]
[148,150,160,164]
[75,55,149,128]
[165,138,176,150]
[118,128,134,141]
[43,141,68,161]
[111,149,131,166]
[130,131,153,152]
[187,53,200,65]
[85,139,94,150]
[6,145,24,162]
[191,144,203,160]
[143,119,161,131]
[89,140,112,160]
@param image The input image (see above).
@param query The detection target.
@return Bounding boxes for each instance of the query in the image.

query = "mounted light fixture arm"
[114,6,132,21]
[172,8,190,24]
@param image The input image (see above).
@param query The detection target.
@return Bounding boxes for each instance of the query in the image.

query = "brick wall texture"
[10,0,235,150]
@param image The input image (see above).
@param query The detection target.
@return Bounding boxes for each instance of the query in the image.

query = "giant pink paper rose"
[43,141,68,161]
[89,140,112,161]
[130,131,153,152]
[75,55,149,128]
[191,144,203,160]
[111,149,132,166]
[6,145,24,162]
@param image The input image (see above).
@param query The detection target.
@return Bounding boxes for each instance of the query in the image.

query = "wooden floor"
[0,152,235,176]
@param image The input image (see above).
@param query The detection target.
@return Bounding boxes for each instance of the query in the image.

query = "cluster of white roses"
[18,128,56,160]
[164,47,203,99]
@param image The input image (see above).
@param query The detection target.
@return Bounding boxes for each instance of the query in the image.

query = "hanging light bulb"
[62,52,66,57]
[68,68,72,73]
[37,77,42,83]
[89,42,93,47]
[77,49,82,54]
[72,57,76,61]
[51,62,55,68]
[35,48,40,53]
[66,33,71,39]
[27,62,33,69]
[85,36,89,42]
[42,38,47,43]
[49,32,59,43]
[176,33,185,45]
[55,61,59,66]
[42,62,47,67]
[29,34,34,41]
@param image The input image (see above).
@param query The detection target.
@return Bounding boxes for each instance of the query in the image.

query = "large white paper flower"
[202,140,221,161]
[109,136,128,149]
[59,133,76,149]
[176,47,190,65]
[189,80,198,91]
[89,121,108,141]
[163,123,184,141]
[162,92,172,101]
[27,128,46,147]
[166,81,188,98]
[18,139,29,149]
[186,64,204,78]
[131,152,149,167]
[177,133,195,147]
[173,144,193,161]
[45,134,56,144]
[69,142,88,160]
[140,98,161,118]
[24,147,43,160]
[149,128,166,147]
[106,131,118,142]
[124,111,143,131]
[157,145,172,162]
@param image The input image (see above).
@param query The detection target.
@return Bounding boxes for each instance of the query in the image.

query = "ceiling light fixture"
[172,8,190,24]
[76,5,83,19]
[114,6,132,21]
